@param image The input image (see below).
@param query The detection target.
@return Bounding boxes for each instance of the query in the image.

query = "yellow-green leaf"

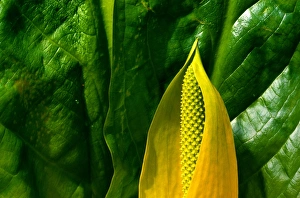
[139,39,238,198]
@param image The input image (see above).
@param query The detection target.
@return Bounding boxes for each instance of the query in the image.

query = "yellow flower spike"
[139,39,238,198]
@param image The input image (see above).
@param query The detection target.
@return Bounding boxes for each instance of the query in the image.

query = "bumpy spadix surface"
[180,64,205,197]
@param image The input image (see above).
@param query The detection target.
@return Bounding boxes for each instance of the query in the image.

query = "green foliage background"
[0,0,299,197]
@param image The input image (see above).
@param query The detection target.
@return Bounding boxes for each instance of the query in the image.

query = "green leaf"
[213,0,300,119]
[213,1,300,197]
[0,0,112,197]
[233,43,300,197]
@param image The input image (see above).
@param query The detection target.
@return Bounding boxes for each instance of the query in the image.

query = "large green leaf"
[0,0,112,197]
[0,0,299,197]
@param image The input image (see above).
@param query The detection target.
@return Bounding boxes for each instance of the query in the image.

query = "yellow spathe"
[139,39,238,198]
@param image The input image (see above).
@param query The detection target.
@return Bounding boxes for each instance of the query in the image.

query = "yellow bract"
[139,39,238,198]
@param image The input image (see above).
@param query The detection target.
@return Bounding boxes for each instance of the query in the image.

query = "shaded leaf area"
[0,0,112,197]
[232,42,300,197]
[102,0,227,196]
[213,0,300,119]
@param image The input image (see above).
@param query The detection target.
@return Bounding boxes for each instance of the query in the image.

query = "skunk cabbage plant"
[139,39,238,198]
[0,0,300,197]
